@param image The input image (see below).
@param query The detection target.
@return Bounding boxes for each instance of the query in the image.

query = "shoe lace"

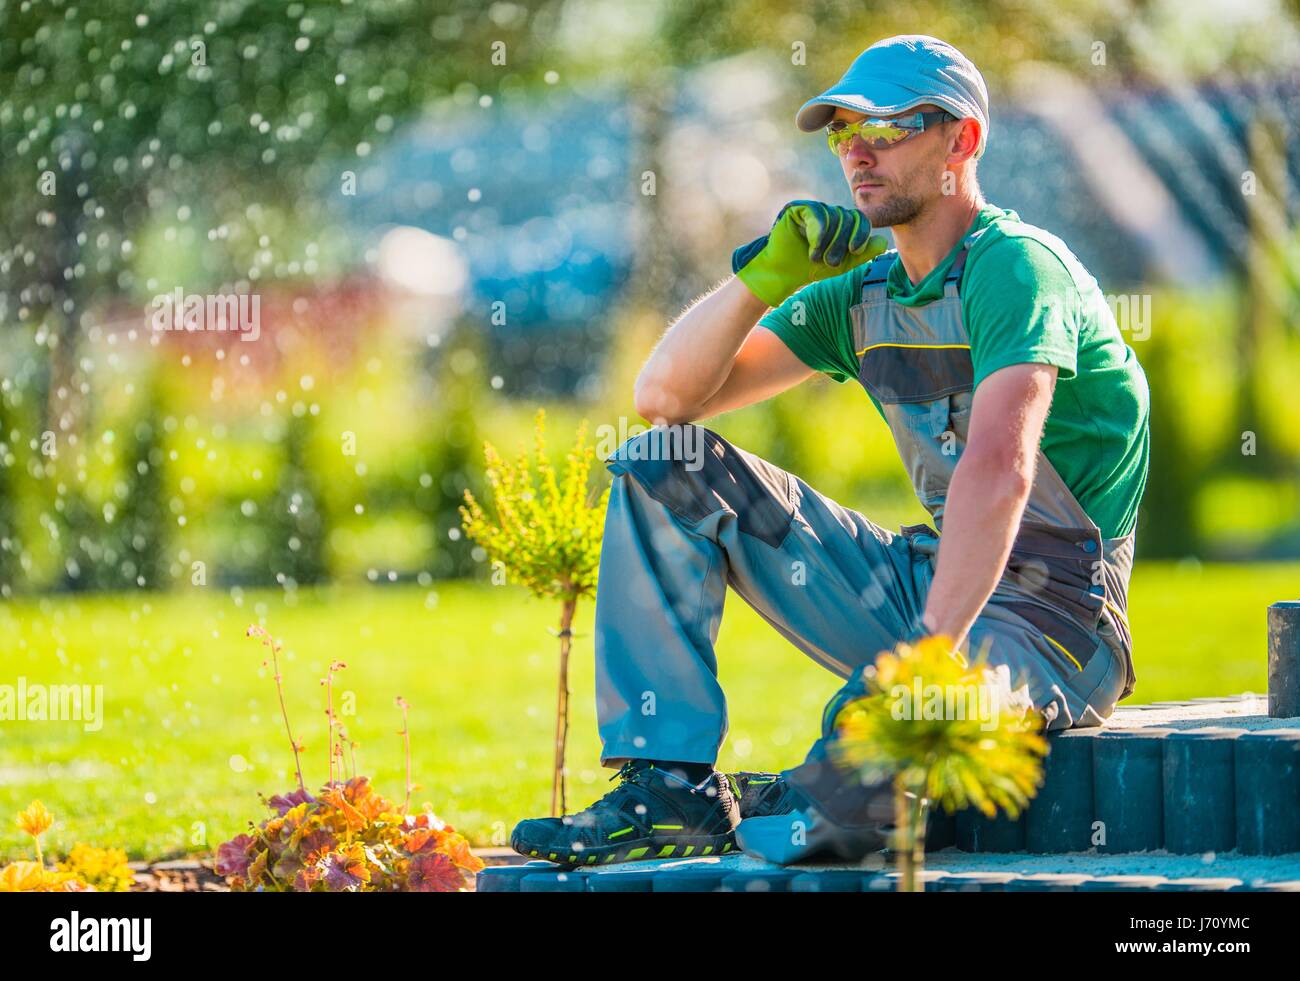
[578,760,649,815]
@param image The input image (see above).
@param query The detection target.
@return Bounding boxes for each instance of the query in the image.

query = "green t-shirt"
[758,204,1150,540]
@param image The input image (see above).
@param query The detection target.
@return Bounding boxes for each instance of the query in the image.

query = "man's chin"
[860,198,924,229]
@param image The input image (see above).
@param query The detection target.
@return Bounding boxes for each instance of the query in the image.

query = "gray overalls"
[592,231,1136,816]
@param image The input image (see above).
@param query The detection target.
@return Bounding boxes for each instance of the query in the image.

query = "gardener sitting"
[511,34,1149,866]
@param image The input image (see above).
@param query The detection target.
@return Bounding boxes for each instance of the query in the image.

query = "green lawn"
[0,560,1294,862]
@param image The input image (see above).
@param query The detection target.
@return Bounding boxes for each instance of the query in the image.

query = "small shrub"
[214,625,483,892]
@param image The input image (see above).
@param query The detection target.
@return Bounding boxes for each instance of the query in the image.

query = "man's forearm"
[921,453,1032,649]
[634,276,769,424]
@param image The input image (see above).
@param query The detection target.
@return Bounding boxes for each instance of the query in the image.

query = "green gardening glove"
[731,200,886,308]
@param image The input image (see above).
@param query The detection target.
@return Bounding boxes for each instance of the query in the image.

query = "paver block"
[1234,729,1300,855]
[1163,728,1242,854]
[1025,729,1095,853]
[1093,729,1172,853]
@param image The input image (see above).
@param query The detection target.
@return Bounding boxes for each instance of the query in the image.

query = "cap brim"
[795,79,936,132]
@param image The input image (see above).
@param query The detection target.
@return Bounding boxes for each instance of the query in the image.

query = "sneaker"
[510,760,741,868]
[731,771,802,820]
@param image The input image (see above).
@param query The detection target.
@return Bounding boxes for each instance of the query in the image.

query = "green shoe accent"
[682,846,695,857]
[702,846,713,855]
[657,845,675,857]
[626,846,650,860]
[651,824,683,831]
[548,852,556,860]
[722,842,732,852]
[530,850,538,857]
[587,856,597,864]
[604,853,618,863]
[568,855,577,863]
[607,826,635,840]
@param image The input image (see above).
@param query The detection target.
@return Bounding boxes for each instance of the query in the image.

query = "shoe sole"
[511,831,737,868]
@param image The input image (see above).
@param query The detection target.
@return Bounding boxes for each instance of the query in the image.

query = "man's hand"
[921,363,1058,648]
[732,200,886,308]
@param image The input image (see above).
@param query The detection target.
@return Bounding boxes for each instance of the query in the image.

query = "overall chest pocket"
[852,293,973,405]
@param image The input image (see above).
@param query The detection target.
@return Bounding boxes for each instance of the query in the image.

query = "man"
[511,34,1149,867]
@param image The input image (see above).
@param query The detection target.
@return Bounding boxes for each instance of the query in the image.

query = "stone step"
[477,858,1300,893]
[945,695,1300,856]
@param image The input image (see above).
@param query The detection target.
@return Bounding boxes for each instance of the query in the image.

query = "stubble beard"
[855,155,946,228]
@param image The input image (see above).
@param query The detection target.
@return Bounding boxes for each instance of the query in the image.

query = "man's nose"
[844,136,878,167]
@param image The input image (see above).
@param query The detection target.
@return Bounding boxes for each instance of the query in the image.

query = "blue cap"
[796,35,990,158]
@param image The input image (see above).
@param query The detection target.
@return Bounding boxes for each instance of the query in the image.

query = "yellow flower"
[56,844,134,893]
[0,861,48,891]
[15,800,53,839]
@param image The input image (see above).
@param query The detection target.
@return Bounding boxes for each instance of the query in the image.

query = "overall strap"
[859,225,990,301]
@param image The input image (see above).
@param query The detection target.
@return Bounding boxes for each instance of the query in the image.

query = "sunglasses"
[825,110,956,155]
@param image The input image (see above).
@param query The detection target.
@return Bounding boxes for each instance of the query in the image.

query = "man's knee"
[609,425,794,547]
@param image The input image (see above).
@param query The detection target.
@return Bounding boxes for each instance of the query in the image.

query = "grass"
[0,560,1294,862]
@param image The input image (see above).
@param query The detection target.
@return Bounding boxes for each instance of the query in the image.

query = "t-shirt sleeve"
[963,236,1080,389]
[755,268,862,384]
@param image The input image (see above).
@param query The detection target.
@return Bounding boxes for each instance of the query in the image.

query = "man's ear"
[946,118,981,163]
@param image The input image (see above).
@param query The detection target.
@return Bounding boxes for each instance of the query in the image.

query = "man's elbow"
[633,374,696,426]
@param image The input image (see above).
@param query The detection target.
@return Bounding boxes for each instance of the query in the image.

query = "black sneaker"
[510,760,741,868]
[732,771,802,820]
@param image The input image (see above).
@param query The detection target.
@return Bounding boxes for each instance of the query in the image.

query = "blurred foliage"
[0,0,1295,595]
[269,411,329,589]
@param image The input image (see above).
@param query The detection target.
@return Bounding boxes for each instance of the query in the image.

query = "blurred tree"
[58,486,109,592]
[270,411,329,588]
[0,390,19,596]
[417,320,486,579]
[1136,335,1202,559]
[116,377,170,590]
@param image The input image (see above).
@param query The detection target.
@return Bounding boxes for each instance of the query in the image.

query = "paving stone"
[720,869,800,893]
[1025,729,1095,853]
[1163,728,1243,854]
[1234,729,1300,855]
[956,808,1026,852]
[586,869,658,892]
[933,871,1020,892]
[1076,875,1168,891]
[1004,873,1091,892]
[1094,729,1173,853]
[519,870,587,892]
[1161,877,1245,891]
[651,868,730,892]
[790,870,867,892]
[476,861,560,893]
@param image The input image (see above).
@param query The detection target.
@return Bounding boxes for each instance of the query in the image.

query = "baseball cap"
[795,35,990,158]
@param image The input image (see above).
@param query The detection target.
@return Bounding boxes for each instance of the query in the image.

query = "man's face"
[831,104,954,228]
